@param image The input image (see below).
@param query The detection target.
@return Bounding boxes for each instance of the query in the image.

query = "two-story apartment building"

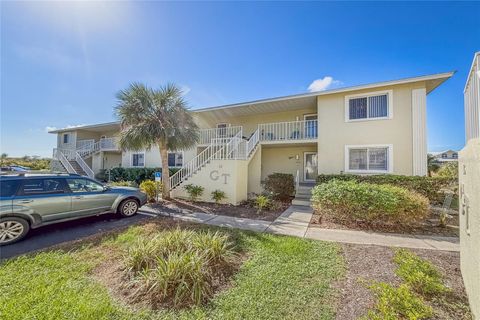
[49,72,453,204]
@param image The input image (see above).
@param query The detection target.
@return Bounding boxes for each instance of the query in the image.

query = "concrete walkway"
[140,205,459,252]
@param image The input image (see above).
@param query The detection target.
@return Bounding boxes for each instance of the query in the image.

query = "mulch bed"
[150,198,288,222]
[335,243,471,320]
[310,208,459,237]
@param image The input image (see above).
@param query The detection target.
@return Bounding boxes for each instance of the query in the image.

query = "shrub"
[108,167,181,185]
[394,249,448,296]
[211,190,227,204]
[437,162,458,179]
[108,180,137,187]
[184,184,204,202]
[140,180,162,202]
[316,174,455,205]
[263,173,294,201]
[365,282,433,320]
[311,180,429,226]
[124,228,235,307]
[254,195,271,213]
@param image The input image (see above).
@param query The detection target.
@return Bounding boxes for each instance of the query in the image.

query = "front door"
[304,152,318,181]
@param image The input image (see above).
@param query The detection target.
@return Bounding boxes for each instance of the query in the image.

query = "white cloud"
[307,76,342,92]
[180,85,191,96]
[45,126,57,132]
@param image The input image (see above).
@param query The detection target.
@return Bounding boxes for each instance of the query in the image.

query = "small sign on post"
[154,172,161,202]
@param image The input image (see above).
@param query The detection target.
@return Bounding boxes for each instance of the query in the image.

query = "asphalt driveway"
[0,212,152,260]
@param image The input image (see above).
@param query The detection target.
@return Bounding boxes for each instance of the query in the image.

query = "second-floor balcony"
[199,120,318,146]
[76,137,120,153]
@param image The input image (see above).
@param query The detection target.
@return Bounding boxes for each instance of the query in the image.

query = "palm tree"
[115,83,199,199]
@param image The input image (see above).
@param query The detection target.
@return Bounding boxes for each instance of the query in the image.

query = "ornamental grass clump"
[123,228,236,308]
[311,180,429,226]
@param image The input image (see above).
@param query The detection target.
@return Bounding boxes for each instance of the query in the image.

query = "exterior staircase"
[169,129,260,191]
[292,182,315,206]
[68,160,87,176]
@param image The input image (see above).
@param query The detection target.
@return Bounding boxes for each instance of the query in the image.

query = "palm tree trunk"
[158,142,170,199]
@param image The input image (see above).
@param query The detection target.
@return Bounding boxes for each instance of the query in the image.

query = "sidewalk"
[139,205,459,252]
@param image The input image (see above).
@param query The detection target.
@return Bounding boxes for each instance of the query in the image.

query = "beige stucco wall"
[171,159,249,205]
[247,146,262,195]
[121,146,196,169]
[459,138,480,319]
[317,82,425,175]
[261,145,317,181]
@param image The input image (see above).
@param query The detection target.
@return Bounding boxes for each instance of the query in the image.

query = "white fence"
[258,120,317,142]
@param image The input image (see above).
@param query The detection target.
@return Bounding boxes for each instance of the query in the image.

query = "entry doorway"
[304,152,318,182]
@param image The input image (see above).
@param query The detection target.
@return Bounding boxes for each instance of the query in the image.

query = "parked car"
[0,173,148,245]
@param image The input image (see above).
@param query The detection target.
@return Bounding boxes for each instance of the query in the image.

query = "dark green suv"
[0,174,148,245]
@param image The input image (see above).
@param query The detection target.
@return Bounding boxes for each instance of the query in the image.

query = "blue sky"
[1,1,478,157]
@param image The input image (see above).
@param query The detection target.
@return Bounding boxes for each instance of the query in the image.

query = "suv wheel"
[0,217,30,245]
[119,199,139,217]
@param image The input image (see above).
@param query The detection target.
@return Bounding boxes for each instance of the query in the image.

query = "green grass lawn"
[0,221,344,320]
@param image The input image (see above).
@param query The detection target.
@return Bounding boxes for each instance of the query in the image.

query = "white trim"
[344,144,394,174]
[303,113,318,120]
[130,152,145,168]
[344,90,393,122]
[303,151,318,182]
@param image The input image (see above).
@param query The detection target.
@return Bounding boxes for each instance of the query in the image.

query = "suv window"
[66,178,104,193]
[19,178,66,195]
[0,180,20,197]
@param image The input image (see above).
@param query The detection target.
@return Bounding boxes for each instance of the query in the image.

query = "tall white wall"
[412,88,427,176]
[459,138,480,319]
[465,52,480,142]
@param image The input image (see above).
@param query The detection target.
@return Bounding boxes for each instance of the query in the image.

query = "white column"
[412,88,427,176]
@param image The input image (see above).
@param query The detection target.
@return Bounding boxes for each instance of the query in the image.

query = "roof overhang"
[193,71,455,117]
[48,71,454,133]
[48,121,120,134]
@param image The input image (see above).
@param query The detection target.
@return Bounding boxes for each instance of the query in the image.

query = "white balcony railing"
[258,120,317,142]
[199,126,243,145]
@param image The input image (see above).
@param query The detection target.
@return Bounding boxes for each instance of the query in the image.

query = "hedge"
[263,173,295,201]
[311,180,430,226]
[316,174,456,205]
[96,167,180,184]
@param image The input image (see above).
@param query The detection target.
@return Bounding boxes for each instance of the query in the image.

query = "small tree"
[184,184,204,202]
[211,190,227,204]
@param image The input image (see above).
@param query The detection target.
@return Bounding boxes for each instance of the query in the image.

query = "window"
[19,179,66,195]
[345,90,392,121]
[346,145,392,173]
[131,153,145,167]
[168,152,183,167]
[217,123,230,137]
[442,153,447,158]
[63,133,70,144]
[452,153,458,159]
[66,178,104,193]
[0,180,20,197]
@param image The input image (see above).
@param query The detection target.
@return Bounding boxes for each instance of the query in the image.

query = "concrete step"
[292,199,311,206]
[294,195,311,201]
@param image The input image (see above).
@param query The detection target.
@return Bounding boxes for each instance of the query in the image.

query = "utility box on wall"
[459,139,480,319]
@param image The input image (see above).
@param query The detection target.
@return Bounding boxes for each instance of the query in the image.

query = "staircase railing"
[53,148,76,174]
[169,131,243,190]
[75,152,94,178]
[246,129,260,158]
